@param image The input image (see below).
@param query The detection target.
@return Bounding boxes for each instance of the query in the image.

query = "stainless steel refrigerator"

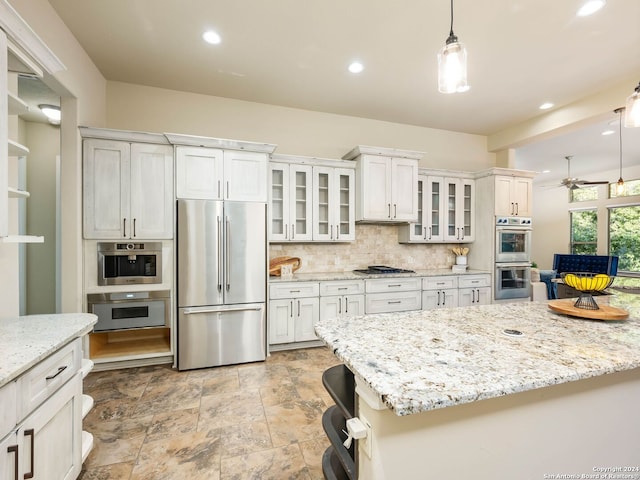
[176,199,267,370]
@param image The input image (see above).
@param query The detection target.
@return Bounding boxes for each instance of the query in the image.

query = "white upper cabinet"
[175,146,268,202]
[399,175,446,243]
[494,175,532,216]
[343,146,421,223]
[269,162,313,242]
[400,173,473,244]
[313,166,355,242]
[443,177,475,243]
[83,138,173,239]
[175,146,223,199]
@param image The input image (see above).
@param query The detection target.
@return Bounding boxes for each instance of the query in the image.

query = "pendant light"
[438,0,469,94]
[625,82,640,128]
[614,107,625,195]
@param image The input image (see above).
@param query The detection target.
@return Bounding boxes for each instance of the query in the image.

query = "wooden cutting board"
[548,299,629,320]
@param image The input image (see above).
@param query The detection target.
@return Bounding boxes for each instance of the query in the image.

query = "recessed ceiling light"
[39,104,61,123]
[577,0,606,17]
[539,102,554,110]
[542,169,551,174]
[203,30,221,45]
[601,129,615,136]
[348,62,364,74]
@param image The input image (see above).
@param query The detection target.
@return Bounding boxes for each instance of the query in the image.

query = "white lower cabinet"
[458,274,492,306]
[2,338,85,480]
[319,280,365,320]
[422,276,459,310]
[365,278,422,314]
[269,282,320,345]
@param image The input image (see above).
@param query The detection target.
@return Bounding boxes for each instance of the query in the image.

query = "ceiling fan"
[556,155,609,190]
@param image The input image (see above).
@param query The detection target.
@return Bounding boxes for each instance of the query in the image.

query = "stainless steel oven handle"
[496,262,532,268]
[182,306,262,315]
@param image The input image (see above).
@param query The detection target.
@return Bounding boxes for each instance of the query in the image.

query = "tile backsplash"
[269,224,459,273]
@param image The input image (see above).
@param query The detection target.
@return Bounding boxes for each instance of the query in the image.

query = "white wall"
[24,121,59,313]
[106,81,494,172]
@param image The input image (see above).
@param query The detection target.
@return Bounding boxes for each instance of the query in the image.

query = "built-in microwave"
[97,242,162,286]
[87,290,169,332]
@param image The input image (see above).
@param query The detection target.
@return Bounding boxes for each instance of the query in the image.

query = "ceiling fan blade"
[579,180,609,185]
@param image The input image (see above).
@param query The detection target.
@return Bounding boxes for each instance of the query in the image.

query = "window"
[609,205,640,273]
[570,186,598,202]
[609,179,640,198]
[570,209,597,254]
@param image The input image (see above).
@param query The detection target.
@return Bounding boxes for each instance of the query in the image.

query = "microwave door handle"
[225,216,231,291]
[217,216,223,292]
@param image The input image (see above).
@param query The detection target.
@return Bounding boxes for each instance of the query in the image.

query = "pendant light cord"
[619,108,623,179]
[449,0,455,36]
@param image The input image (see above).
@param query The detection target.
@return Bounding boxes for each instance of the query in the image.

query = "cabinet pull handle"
[388,284,402,288]
[442,291,446,306]
[336,224,340,240]
[330,225,333,240]
[45,365,67,380]
[387,300,402,304]
[133,218,137,237]
[285,224,288,240]
[226,181,230,199]
[338,297,342,314]
[423,227,427,240]
[345,297,349,313]
[225,217,231,291]
[388,203,391,218]
[24,429,34,479]
[297,300,301,317]
[290,301,293,318]
[428,226,432,240]
[337,287,348,291]
[437,291,441,306]
[292,223,295,239]
[122,218,127,237]
[289,290,301,293]
[511,202,515,215]
[7,444,18,480]
[515,203,519,215]
[218,180,221,198]
[394,204,397,218]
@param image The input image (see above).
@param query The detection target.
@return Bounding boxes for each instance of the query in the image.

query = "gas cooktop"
[353,265,415,275]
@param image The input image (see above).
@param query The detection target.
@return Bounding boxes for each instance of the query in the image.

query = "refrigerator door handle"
[217,216,223,292]
[182,306,262,315]
[225,216,231,291]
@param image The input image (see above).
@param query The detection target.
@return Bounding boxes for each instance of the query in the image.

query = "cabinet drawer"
[458,275,491,289]
[365,291,422,314]
[269,282,320,299]
[16,338,81,422]
[422,276,458,290]
[0,381,16,439]
[319,280,364,296]
[365,277,422,293]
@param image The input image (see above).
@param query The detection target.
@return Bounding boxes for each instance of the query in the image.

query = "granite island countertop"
[314,294,640,416]
[0,313,97,388]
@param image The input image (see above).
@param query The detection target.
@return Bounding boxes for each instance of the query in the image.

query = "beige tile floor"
[79,347,341,480]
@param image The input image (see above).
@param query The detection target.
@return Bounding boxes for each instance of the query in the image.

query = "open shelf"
[8,91,28,115]
[8,186,29,198]
[8,139,29,156]
[89,327,171,360]
[1,235,44,243]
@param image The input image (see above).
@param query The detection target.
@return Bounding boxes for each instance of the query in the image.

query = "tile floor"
[79,346,341,480]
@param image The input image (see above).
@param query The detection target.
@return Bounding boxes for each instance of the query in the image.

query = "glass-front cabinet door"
[426,176,445,242]
[269,163,312,241]
[443,177,475,243]
[313,167,355,242]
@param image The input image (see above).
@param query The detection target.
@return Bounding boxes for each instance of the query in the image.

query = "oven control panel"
[496,216,532,226]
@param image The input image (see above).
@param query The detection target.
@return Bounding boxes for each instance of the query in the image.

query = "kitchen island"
[315,295,640,479]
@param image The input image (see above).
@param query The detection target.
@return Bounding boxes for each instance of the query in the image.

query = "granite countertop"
[269,268,489,283]
[314,294,640,416]
[0,313,97,388]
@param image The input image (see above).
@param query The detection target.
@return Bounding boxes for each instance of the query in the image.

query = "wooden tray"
[548,299,629,321]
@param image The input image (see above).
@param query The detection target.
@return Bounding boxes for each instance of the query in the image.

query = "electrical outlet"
[358,415,373,458]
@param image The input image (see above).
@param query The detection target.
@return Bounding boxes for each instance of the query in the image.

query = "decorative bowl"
[560,272,615,310]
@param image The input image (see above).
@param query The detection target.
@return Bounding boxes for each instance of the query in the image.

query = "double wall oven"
[495,216,532,300]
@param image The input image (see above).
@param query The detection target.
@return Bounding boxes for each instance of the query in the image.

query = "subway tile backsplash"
[269,224,457,273]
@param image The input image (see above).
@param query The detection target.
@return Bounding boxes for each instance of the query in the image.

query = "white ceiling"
[44,0,640,182]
